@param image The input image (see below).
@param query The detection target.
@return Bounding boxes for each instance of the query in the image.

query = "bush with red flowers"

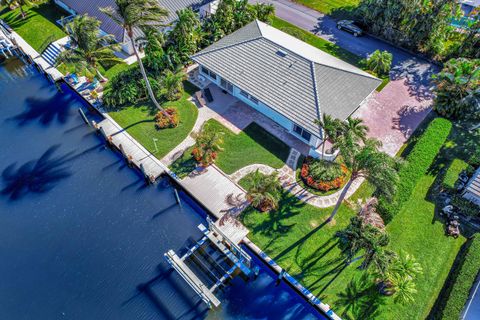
[155,108,179,129]
[300,157,348,192]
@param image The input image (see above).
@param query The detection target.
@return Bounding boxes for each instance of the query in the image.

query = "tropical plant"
[101,0,169,112]
[366,50,393,77]
[191,125,224,166]
[244,170,282,212]
[249,3,275,24]
[155,108,178,129]
[142,26,166,74]
[357,0,459,59]
[314,113,344,160]
[336,216,391,269]
[168,8,202,63]
[56,15,123,82]
[1,0,31,19]
[372,250,423,305]
[161,70,185,101]
[432,58,480,120]
[308,159,344,181]
[328,135,401,222]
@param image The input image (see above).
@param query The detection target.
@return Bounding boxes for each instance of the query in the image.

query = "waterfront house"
[53,0,219,54]
[191,20,381,159]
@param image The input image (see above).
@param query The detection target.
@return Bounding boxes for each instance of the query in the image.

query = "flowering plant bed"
[155,108,179,129]
[300,157,348,192]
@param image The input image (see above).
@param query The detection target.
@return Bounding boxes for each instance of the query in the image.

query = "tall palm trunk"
[128,31,164,112]
[327,174,357,222]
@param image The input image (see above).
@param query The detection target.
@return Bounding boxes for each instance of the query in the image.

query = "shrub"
[154,108,179,129]
[367,50,393,77]
[301,157,348,192]
[378,118,452,223]
[439,236,480,320]
[443,159,469,190]
[451,195,480,217]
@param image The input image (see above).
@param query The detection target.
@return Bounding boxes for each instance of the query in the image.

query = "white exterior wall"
[199,0,220,17]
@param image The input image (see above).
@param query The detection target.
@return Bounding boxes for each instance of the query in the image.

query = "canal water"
[0,58,324,320]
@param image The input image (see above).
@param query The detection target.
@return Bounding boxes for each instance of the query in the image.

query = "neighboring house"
[191,20,381,159]
[463,167,480,206]
[53,0,219,54]
[459,0,480,16]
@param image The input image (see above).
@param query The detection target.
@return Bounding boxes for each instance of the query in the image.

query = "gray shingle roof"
[465,167,480,200]
[58,0,214,42]
[192,20,381,137]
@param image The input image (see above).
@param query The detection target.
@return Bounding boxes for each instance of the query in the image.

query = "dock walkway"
[7,29,63,81]
[96,115,167,180]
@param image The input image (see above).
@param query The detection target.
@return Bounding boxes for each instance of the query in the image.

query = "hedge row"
[378,117,452,223]
[441,236,480,319]
[443,159,469,190]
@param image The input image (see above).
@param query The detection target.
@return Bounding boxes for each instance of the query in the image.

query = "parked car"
[336,20,364,37]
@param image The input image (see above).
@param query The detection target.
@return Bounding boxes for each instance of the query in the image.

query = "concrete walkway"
[229,148,365,208]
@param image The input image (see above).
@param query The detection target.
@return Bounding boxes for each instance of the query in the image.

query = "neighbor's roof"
[465,167,480,200]
[191,20,381,137]
[58,0,214,42]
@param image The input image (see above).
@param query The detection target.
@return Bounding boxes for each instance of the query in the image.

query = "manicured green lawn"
[0,2,67,52]
[271,17,390,91]
[242,117,477,319]
[206,119,290,174]
[292,0,359,16]
[108,83,199,159]
[170,119,290,177]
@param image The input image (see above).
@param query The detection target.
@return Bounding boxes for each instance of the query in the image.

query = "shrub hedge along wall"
[378,117,452,223]
[440,235,480,319]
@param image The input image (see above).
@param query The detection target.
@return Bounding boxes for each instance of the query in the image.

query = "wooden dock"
[96,115,166,180]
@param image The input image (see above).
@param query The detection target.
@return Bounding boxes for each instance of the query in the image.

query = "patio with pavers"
[353,78,432,156]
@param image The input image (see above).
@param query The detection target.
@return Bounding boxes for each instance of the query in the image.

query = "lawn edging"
[430,235,480,319]
[378,117,452,223]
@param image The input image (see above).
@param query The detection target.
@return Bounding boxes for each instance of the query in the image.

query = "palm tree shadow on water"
[1,143,103,201]
[8,90,76,127]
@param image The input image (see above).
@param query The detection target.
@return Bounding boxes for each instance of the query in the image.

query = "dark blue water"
[0,58,324,320]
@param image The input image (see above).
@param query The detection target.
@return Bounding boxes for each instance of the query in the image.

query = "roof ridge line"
[191,36,263,58]
[310,62,323,139]
[257,20,378,80]
[314,61,379,80]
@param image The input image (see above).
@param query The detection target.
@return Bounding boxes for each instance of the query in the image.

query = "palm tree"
[250,3,275,24]
[101,0,169,111]
[314,114,343,160]
[244,170,281,212]
[169,8,202,62]
[191,125,224,166]
[161,70,185,101]
[57,15,123,82]
[336,216,390,269]
[327,138,401,222]
[1,0,29,19]
[366,50,393,77]
[388,273,418,305]
[389,251,423,280]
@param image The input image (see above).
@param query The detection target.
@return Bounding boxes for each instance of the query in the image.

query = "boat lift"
[164,217,253,309]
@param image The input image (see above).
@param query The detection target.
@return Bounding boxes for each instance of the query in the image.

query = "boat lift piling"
[78,108,90,126]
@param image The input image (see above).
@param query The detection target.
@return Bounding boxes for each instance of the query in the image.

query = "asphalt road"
[250,0,438,91]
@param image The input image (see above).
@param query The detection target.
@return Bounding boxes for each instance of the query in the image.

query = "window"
[200,66,217,80]
[220,78,233,93]
[293,124,311,142]
[240,90,249,98]
[249,95,259,105]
